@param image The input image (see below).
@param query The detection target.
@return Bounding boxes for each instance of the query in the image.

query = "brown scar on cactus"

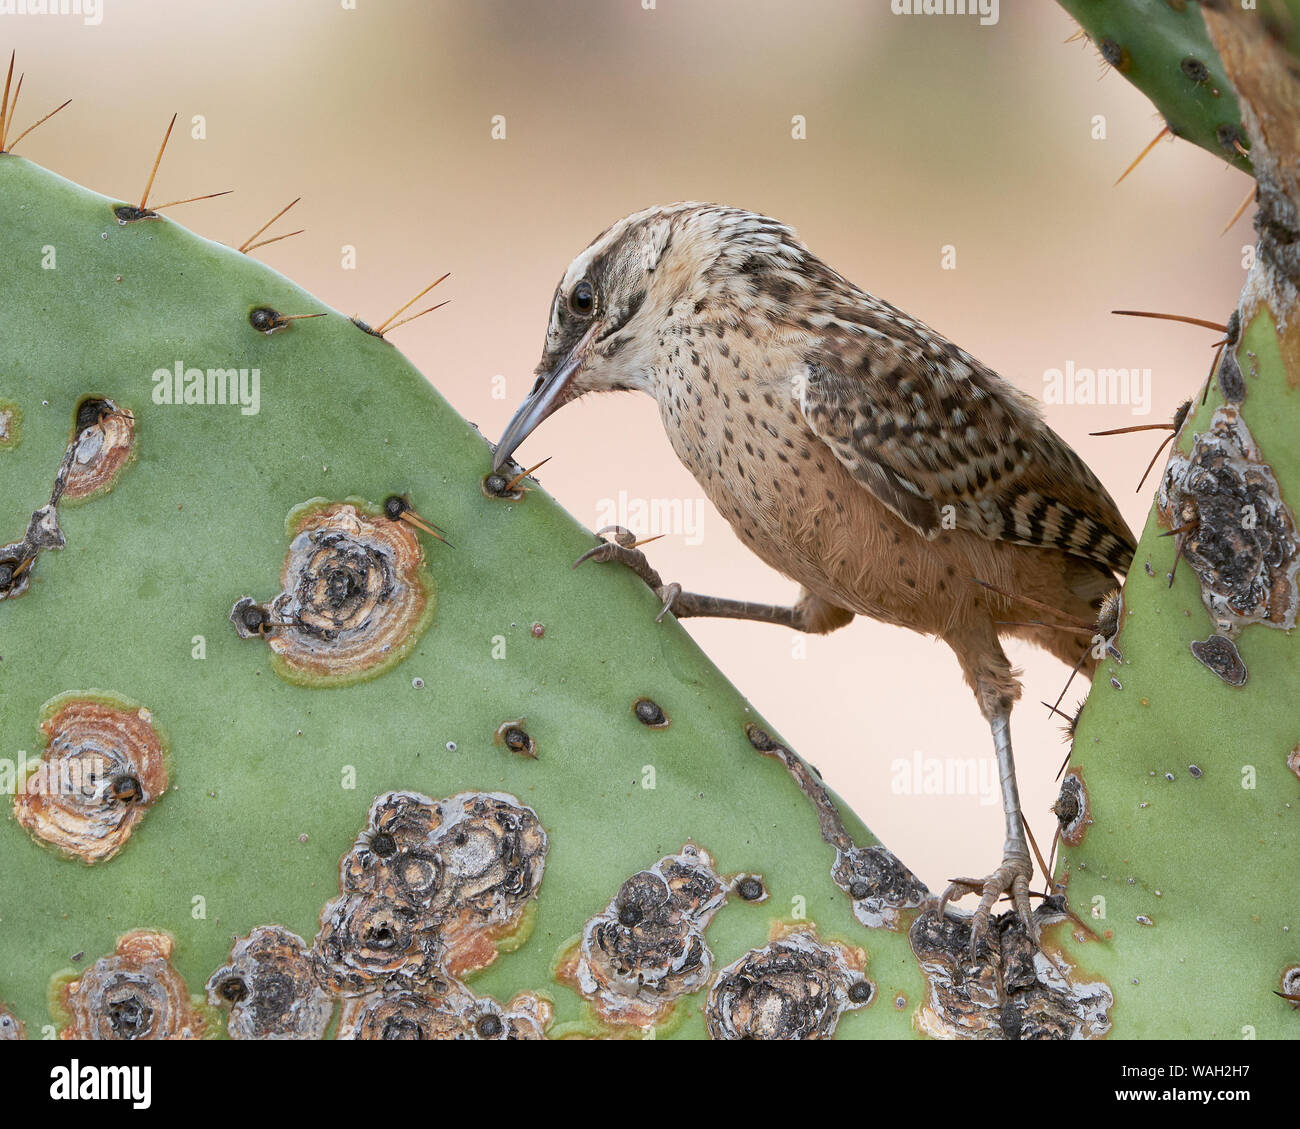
[1,399,130,599]
[351,272,450,339]
[63,396,136,502]
[1190,633,1248,686]
[229,500,435,687]
[746,722,927,930]
[0,51,71,156]
[0,1002,24,1041]
[1053,770,1090,848]
[1278,967,1300,1008]
[0,504,61,601]
[705,922,874,1041]
[13,692,168,865]
[339,983,552,1040]
[55,930,207,1040]
[206,925,331,1040]
[112,113,230,224]
[554,843,736,1032]
[0,398,20,449]
[312,891,446,997]
[909,899,1111,1040]
[1158,406,1299,630]
[0,396,139,599]
[330,790,547,983]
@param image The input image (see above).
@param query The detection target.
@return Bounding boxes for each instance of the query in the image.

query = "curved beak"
[492,324,598,471]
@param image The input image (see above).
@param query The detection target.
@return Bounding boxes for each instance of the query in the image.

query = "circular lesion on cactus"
[0,399,20,450]
[341,791,447,909]
[63,397,136,502]
[0,1002,23,1041]
[311,892,447,997]
[1280,966,1300,1007]
[13,692,168,865]
[318,790,548,992]
[557,843,734,1030]
[1053,770,1090,847]
[55,931,206,1040]
[338,984,552,1040]
[230,500,435,687]
[206,926,331,1040]
[704,923,873,1041]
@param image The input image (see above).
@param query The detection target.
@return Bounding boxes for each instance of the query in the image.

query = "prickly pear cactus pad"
[1058,0,1252,174]
[1055,5,1300,1040]
[0,155,944,1040]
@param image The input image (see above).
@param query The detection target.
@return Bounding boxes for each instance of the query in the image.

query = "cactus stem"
[1114,123,1171,186]
[238,196,301,253]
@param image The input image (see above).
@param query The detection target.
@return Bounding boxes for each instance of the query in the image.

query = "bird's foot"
[937,851,1038,955]
[572,526,682,622]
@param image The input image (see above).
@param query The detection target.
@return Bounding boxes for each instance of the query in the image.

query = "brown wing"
[796,297,1135,575]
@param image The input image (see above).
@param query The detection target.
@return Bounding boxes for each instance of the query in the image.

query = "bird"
[493,203,1135,948]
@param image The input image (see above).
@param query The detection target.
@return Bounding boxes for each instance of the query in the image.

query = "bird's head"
[491,202,810,470]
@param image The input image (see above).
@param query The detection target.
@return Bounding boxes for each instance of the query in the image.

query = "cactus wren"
[494,203,1134,946]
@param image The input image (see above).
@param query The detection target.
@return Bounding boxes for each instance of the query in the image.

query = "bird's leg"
[573,527,854,632]
[938,633,1041,953]
[938,707,1037,952]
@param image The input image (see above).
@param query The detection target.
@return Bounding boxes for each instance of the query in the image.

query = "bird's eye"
[569,279,595,317]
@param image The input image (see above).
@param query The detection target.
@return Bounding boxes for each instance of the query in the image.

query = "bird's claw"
[572,528,680,622]
[937,852,1038,955]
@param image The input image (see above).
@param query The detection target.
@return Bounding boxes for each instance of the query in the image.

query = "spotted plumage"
[494,203,1136,948]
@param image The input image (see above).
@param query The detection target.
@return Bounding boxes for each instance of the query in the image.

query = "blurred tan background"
[4,0,1252,891]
